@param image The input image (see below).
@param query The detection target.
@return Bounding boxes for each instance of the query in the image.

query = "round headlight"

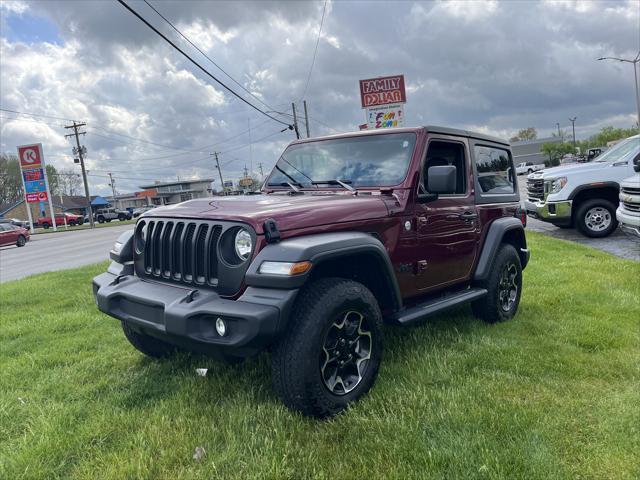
[234,229,252,260]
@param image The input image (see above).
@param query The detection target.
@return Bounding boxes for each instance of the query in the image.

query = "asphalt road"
[0,224,133,283]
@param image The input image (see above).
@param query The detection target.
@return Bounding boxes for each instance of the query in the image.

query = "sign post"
[359,74,407,130]
[17,143,57,231]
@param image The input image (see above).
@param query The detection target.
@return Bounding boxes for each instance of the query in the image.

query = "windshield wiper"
[311,179,355,192]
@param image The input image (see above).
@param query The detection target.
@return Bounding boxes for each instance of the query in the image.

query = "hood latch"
[264,218,281,243]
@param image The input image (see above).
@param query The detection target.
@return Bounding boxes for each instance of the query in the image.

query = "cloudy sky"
[0,0,638,196]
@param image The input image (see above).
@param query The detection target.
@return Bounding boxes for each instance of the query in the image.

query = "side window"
[474,145,515,194]
[422,140,466,194]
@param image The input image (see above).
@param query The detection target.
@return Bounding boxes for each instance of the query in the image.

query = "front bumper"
[93,271,297,358]
[525,199,572,226]
[616,207,640,238]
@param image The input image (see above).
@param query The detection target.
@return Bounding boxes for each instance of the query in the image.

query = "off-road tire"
[97,216,105,224]
[472,244,522,324]
[272,277,383,418]
[121,321,177,358]
[42,222,50,229]
[16,235,26,247]
[118,214,126,221]
[575,198,617,238]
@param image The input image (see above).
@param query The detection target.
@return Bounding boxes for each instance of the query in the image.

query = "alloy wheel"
[320,311,372,395]
[498,263,518,312]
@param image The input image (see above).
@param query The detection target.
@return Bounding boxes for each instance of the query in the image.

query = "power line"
[142,0,277,114]
[300,0,328,100]
[116,0,292,127]
[0,107,77,123]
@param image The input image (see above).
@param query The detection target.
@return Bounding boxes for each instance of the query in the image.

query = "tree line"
[0,154,82,206]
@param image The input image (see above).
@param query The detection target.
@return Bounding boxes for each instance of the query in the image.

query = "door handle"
[458,211,478,221]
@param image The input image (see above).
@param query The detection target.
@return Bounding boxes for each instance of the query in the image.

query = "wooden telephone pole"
[65,121,94,228]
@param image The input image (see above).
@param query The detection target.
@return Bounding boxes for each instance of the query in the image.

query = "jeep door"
[413,136,479,292]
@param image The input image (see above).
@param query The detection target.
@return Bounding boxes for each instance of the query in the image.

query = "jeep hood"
[142,193,391,234]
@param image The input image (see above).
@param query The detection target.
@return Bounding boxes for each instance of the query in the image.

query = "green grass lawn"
[1,232,638,479]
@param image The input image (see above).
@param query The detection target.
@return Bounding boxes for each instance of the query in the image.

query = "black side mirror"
[427,165,457,194]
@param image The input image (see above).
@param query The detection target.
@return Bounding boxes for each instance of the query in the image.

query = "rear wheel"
[121,321,177,358]
[527,168,533,174]
[272,278,383,418]
[16,235,26,247]
[575,199,617,238]
[472,244,522,323]
[118,214,126,221]
[42,222,50,229]
[97,216,105,224]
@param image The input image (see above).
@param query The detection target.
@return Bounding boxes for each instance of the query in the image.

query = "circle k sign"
[18,144,44,168]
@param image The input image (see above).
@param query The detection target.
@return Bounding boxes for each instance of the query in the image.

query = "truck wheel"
[106,219,112,223]
[121,321,177,358]
[42,222,50,229]
[472,244,522,324]
[272,278,383,418]
[16,235,26,247]
[575,199,617,238]
[527,168,533,174]
[98,216,105,224]
[118,214,126,221]
[69,221,77,226]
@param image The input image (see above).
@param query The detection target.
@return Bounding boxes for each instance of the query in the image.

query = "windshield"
[266,132,417,188]
[593,136,639,163]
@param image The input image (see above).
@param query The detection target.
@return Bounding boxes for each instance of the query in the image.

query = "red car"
[0,223,29,247]
[37,213,84,228]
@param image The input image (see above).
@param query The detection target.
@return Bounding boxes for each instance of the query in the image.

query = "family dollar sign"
[359,75,406,108]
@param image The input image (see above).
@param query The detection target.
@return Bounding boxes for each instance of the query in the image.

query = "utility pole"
[291,102,300,139]
[568,117,577,151]
[598,53,640,129]
[65,121,94,228]
[108,172,117,208]
[258,162,264,178]
[303,100,311,138]
[556,122,561,138]
[212,152,226,195]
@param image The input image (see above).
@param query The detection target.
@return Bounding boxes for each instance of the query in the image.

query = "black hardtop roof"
[291,126,510,147]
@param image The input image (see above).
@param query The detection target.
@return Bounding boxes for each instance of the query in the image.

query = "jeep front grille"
[134,218,251,295]
[526,178,545,201]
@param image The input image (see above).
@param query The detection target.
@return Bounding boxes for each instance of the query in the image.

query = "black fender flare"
[474,217,529,281]
[245,232,402,310]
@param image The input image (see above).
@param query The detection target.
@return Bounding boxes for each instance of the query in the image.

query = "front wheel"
[575,199,617,238]
[97,216,105,224]
[472,244,522,323]
[527,168,533,174]
[118,214,126,221]
[16,235,26,247]
[42,222,50,229]
[272,278,383,418]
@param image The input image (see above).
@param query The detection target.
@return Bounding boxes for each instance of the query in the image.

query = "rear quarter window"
[474,145,515,194]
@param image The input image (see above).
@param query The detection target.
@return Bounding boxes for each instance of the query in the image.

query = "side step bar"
[389,288,488,326]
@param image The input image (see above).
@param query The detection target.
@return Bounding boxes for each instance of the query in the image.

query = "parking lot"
[518,177,640,261]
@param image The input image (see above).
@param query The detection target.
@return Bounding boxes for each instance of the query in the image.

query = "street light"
[597,52,640,129]
[569,117,577,151]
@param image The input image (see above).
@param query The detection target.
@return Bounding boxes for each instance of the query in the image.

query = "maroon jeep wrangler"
[93,126,529,418]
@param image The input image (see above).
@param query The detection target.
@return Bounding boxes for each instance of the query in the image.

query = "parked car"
[515,161,544,175]
[38,212,84,228]
[132,205,156,218]
[93,126,530,418]
[525,134,640,238]
[95,208,132,223]
[0,218,31,230]
[616,156,640,238]
[0,223,29,247]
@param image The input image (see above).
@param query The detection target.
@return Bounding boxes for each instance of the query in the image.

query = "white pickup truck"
[515,161,545,175]
[525,134,640,238]
[616,162,640,238]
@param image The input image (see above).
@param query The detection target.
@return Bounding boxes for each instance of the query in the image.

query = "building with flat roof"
[138,179,214,205]
[511,137,562,165]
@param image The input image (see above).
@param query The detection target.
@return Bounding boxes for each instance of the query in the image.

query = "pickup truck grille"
[526,178,545,201]
[621,185,640,213]
[133,218,251,295]
[621,185,640,195]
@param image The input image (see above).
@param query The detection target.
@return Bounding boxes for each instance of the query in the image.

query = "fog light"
[215,317,227,337]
